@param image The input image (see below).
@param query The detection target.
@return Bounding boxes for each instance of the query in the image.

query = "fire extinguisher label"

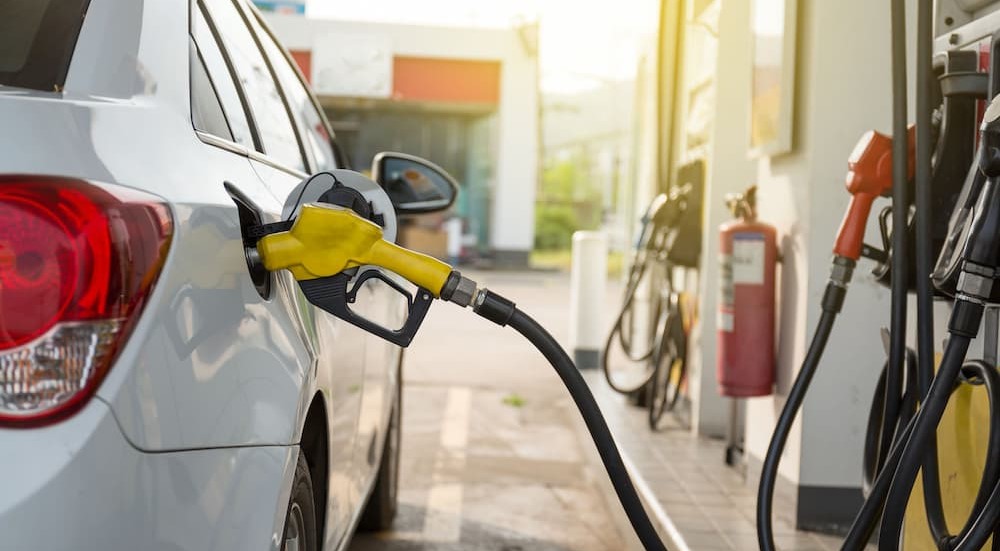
[732,234,766,285]
[719,253,734,332]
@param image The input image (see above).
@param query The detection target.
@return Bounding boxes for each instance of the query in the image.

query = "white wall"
[692,0,754,440]
[491,26,539,256]
[792,0,916,490]
[265,15,540,257]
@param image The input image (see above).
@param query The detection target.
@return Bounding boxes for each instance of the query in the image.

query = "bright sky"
[306,0,660,93]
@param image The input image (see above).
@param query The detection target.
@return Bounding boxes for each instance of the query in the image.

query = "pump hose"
[602,229,668,395]
[876,331,969,549]
[470,289,669,551]
[912,0,952,541]
[878,327,1000,551]
[756,281,844,551]
[862,352,918,496]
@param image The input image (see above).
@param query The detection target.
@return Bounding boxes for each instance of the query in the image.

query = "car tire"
[359,371,402,531]
[283,451,319,551]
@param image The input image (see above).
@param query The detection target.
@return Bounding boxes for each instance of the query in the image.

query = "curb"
[569,408,692,551]
[619,451,692,551]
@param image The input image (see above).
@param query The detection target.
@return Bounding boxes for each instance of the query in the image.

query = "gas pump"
[758,1,1000,550]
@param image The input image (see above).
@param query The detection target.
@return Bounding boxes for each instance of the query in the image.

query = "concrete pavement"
[348,270,628,550]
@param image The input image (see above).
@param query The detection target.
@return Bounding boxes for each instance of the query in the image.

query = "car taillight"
[0,176,172,426]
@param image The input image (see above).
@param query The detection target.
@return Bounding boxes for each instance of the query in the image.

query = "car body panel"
[0,0,405,548]
[0,398,296,551]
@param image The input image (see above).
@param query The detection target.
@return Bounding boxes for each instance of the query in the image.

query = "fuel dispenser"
[755,0,1000,549]
[601,160,705,429]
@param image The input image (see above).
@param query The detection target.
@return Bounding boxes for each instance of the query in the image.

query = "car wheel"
[283,451,319,551]
[359,373,402,531]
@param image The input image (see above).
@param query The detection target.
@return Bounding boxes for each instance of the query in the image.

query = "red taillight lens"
[0,176,172,426]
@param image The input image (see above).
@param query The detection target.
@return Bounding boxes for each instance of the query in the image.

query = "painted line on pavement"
[421,386,471,542]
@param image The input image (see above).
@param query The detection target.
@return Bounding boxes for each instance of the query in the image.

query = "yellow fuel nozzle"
[257,203,454,297]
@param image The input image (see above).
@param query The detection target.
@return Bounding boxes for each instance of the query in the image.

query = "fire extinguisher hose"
[756,278,849,551]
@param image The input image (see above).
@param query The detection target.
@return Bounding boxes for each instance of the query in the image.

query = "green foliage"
[534,157,603,251]
[535,204,578,250]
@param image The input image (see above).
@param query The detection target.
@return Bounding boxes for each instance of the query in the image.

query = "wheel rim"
[284,503,305,551]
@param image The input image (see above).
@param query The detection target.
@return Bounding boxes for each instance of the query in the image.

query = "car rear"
[0,2,298,549]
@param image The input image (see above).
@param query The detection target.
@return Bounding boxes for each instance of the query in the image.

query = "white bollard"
[569,231,608,369]
[445,217,463,265]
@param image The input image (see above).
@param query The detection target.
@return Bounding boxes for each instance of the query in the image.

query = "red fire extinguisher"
[717,185,778,397]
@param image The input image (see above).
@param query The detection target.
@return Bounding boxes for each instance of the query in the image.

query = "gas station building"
[263,13,540,267]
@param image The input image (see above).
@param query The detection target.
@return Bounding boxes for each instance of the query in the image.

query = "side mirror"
[372,152,459,215]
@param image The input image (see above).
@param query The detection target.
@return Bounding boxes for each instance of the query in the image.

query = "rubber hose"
[882,0,910,501]
[604,224,676,394]
[842,415,918,551]
[507,308,669,551]
[756,295,840,551]
[617,258,660,361]
[947,361,1000,550]
[878,334,973,550]
[914,0,949,539]
[953,478,1000,551]
[863,351,918,495]
[602,257,659,394]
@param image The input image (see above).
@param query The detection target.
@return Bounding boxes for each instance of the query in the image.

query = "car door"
[196,0,366,547]
[244,6,407,498]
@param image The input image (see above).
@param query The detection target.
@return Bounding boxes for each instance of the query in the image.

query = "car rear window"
[0,0,92,92]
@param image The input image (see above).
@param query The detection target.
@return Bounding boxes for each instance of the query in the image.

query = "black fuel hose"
[472,289,668,551]
[756,279,847,551]
[882,0,910,508]
[862,352,918,496]
[876,351,1000,551]
[842,415,917,550]
[602,210,667,395]
[949,360,1000,549]
[603,256,658,389]
[913,0,950,539]
[878,329,975,550]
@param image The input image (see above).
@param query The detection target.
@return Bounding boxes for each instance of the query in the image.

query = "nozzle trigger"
[299,271,433,347]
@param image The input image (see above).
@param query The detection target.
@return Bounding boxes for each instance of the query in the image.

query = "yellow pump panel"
[904,362,994,550]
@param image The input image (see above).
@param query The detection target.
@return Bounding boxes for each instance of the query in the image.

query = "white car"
[0,1,456,549]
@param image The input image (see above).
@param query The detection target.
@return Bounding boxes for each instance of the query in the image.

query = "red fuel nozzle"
[833,126,915,260]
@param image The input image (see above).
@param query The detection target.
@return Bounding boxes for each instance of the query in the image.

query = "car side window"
[250,14,338,172]
[202,0,306,172]
[191,4,253,148]
[190,41,233,141]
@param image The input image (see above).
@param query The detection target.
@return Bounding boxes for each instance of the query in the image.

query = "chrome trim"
[195,130,250,156]
[247,150,308,179]
[197,123,308,180]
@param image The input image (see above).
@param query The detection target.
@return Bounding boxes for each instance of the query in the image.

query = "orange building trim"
[392,56,501,104]
[290,50,312,83]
